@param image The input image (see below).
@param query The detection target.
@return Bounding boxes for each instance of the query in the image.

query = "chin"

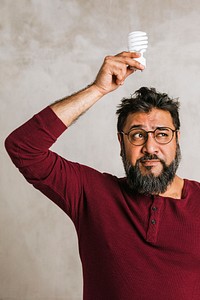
[140,165,163,177]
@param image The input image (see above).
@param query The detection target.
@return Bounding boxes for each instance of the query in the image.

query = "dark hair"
[116,87,180,132]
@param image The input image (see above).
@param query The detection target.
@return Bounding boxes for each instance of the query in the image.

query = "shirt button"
[152,206,157,211]
[151,219,156,224]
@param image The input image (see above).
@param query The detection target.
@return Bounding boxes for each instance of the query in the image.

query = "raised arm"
[50,51,144,127]
[5,51,144,216]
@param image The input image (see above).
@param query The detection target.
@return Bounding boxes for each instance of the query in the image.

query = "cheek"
[162,144,177,163]
[124,145,142,164]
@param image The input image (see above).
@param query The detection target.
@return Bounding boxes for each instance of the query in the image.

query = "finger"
[109,60,140,84]
[128,60,145,71]
[107,54,145,71]
[113,67,128,85]
[115,51,141,59]
[115,60,144,84]
[116,66,137,85]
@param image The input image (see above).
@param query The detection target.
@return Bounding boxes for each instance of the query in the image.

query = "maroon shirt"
[5,107,200,300]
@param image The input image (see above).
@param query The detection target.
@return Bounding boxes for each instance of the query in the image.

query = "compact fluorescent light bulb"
[128,31,148,67]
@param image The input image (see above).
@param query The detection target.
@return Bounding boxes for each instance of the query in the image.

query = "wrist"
[91,82,110,97]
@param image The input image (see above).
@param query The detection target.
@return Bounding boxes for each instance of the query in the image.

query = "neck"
[159,175,184,199]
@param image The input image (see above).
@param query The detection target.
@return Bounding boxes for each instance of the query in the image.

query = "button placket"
[146,197,162,243]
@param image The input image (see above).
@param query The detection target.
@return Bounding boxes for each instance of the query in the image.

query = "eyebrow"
[128,125,172,131]
[128,125,146,131]
[129,125,143,130]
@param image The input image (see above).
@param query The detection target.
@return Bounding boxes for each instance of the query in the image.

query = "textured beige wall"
[1,0,200,299]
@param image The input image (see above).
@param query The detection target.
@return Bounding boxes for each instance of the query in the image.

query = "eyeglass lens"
[128,128,174,145]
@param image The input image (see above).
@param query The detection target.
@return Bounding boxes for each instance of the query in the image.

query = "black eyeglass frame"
[120,127,178,146]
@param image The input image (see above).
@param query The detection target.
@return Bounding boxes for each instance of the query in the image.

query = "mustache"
[139,154,162,163]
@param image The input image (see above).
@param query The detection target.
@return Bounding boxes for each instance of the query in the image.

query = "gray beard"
[122,144,181,195]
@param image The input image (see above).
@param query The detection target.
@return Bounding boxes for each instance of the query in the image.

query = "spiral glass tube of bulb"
[128,31,148,67]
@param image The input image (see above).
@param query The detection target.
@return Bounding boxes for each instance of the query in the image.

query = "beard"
[121,144,181,195]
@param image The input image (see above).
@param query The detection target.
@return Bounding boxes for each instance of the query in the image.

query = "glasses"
[120,127,177,146]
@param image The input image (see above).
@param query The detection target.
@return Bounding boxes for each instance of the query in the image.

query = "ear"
[176,130,180,142]
[117,132,122,143]
[117,132,123,156]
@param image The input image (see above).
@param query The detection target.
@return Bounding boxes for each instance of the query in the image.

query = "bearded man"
[5,52,200,300]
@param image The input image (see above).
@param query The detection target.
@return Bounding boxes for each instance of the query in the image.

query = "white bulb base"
[134,53,146,68]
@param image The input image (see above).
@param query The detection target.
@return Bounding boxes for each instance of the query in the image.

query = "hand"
[93,51,145,96]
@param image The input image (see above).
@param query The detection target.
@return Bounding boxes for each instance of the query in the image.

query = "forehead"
[124,108,174,130]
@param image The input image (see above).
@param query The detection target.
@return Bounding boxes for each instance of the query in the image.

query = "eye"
[157,132,169,137]
[129,130,146,141]
[155,129,171,142]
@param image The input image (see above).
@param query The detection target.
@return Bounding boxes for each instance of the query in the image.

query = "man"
[5,52,200,300]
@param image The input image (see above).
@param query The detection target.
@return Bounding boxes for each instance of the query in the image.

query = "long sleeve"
[5,106,82,218]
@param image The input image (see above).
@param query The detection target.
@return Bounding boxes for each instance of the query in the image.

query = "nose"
[141,133,159,155]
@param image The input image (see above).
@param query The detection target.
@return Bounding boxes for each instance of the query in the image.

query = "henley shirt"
[5,106,200,300]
